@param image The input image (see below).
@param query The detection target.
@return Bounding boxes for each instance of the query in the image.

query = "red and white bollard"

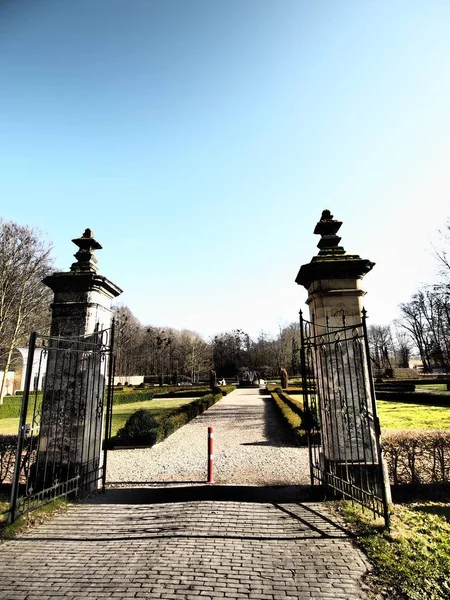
[207,426,214,484]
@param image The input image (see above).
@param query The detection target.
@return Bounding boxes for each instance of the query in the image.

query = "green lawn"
[109,397,197,436]
[338,501,450,600]
[0,418,21,435]
[377,400,450,430]
[0,397,199,436]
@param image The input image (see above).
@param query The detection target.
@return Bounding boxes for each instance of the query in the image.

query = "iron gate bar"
[9,326,115,523]
[102,320,115,492]
[9,332,37,523]
[299,309,390,528]
[362,308,390,527]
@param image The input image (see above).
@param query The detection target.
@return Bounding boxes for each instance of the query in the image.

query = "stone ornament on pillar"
[70,228,102,273]
[44,229,122,338]
[296,209,374,326]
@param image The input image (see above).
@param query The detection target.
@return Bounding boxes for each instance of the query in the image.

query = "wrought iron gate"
[9,325,115,523]
[299,309,390,526]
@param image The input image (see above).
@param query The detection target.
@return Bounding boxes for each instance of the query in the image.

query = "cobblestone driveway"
[0,491,372,600]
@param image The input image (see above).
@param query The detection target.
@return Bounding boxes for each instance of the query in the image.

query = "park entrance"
[300,309,390,526]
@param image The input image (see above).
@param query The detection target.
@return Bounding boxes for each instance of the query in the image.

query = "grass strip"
[0,497,70,540]
[337,501,450,600]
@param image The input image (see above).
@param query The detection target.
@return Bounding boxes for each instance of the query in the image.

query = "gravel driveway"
[106,388,311,486]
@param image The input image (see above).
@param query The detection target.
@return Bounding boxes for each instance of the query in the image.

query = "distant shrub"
[209,369,216,390]
[280,368,288,389]
[116,409,159,446]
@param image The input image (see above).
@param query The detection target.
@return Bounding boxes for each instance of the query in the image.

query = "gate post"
[296,210,391,508]
[36,229,122,494]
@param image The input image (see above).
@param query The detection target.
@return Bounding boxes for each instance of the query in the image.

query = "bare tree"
[367,325,395,372]
[0,220,53,401]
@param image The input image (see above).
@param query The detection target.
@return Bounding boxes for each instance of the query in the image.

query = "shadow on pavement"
[85,484,324,504]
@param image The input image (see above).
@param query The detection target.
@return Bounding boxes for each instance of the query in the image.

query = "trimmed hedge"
[376,391,450,406]
[269,391,318,446]
[112,391,155,405]
[114,392,223,448]
[271,392,304,445]
[383,430,450,485]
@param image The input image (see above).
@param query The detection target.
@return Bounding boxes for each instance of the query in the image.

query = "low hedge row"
[376,391,450,406]
[112,391,155,405]
[271,393,305,445]
[382,430,450,485]
[114,392,224,447]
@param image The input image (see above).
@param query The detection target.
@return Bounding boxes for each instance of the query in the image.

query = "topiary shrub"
[209,369,216,390]
[116,409,158,446]
[280,368,288,389]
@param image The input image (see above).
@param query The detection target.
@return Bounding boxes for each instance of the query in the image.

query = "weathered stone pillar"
[35,229,122,492]
[296,210,377,466]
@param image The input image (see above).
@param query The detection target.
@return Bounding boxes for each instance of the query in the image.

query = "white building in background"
[113,375,144,386]
[0,348,48,399]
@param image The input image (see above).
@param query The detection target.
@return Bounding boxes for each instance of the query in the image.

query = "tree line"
[113,304,301,382]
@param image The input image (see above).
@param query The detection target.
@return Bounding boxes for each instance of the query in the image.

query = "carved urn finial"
[313,209,345,255]
[70,229,103,273]
[295,209,375,289]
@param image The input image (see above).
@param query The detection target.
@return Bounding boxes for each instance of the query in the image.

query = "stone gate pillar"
[296,210,377,465]
[36,229,122,492]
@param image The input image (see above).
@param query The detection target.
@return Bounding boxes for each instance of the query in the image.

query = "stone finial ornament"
[70,229,103,273]
[295,209,375,289]
[313,208,345,255]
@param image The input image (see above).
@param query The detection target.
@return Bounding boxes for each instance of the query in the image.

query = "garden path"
[106,387,310,485]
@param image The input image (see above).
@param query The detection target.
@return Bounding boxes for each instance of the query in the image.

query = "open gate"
[299,309,390,527]
[9,325,115,523]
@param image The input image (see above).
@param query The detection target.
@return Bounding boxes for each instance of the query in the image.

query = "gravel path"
[106,388,311,486]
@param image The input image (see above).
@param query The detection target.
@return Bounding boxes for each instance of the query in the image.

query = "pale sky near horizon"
[1,0,449,339]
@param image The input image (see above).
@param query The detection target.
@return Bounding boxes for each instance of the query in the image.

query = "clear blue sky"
[1,0,449,338]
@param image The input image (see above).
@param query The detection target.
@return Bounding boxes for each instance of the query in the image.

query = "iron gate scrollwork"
[9,325,115,522]
[300,309,390,527]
